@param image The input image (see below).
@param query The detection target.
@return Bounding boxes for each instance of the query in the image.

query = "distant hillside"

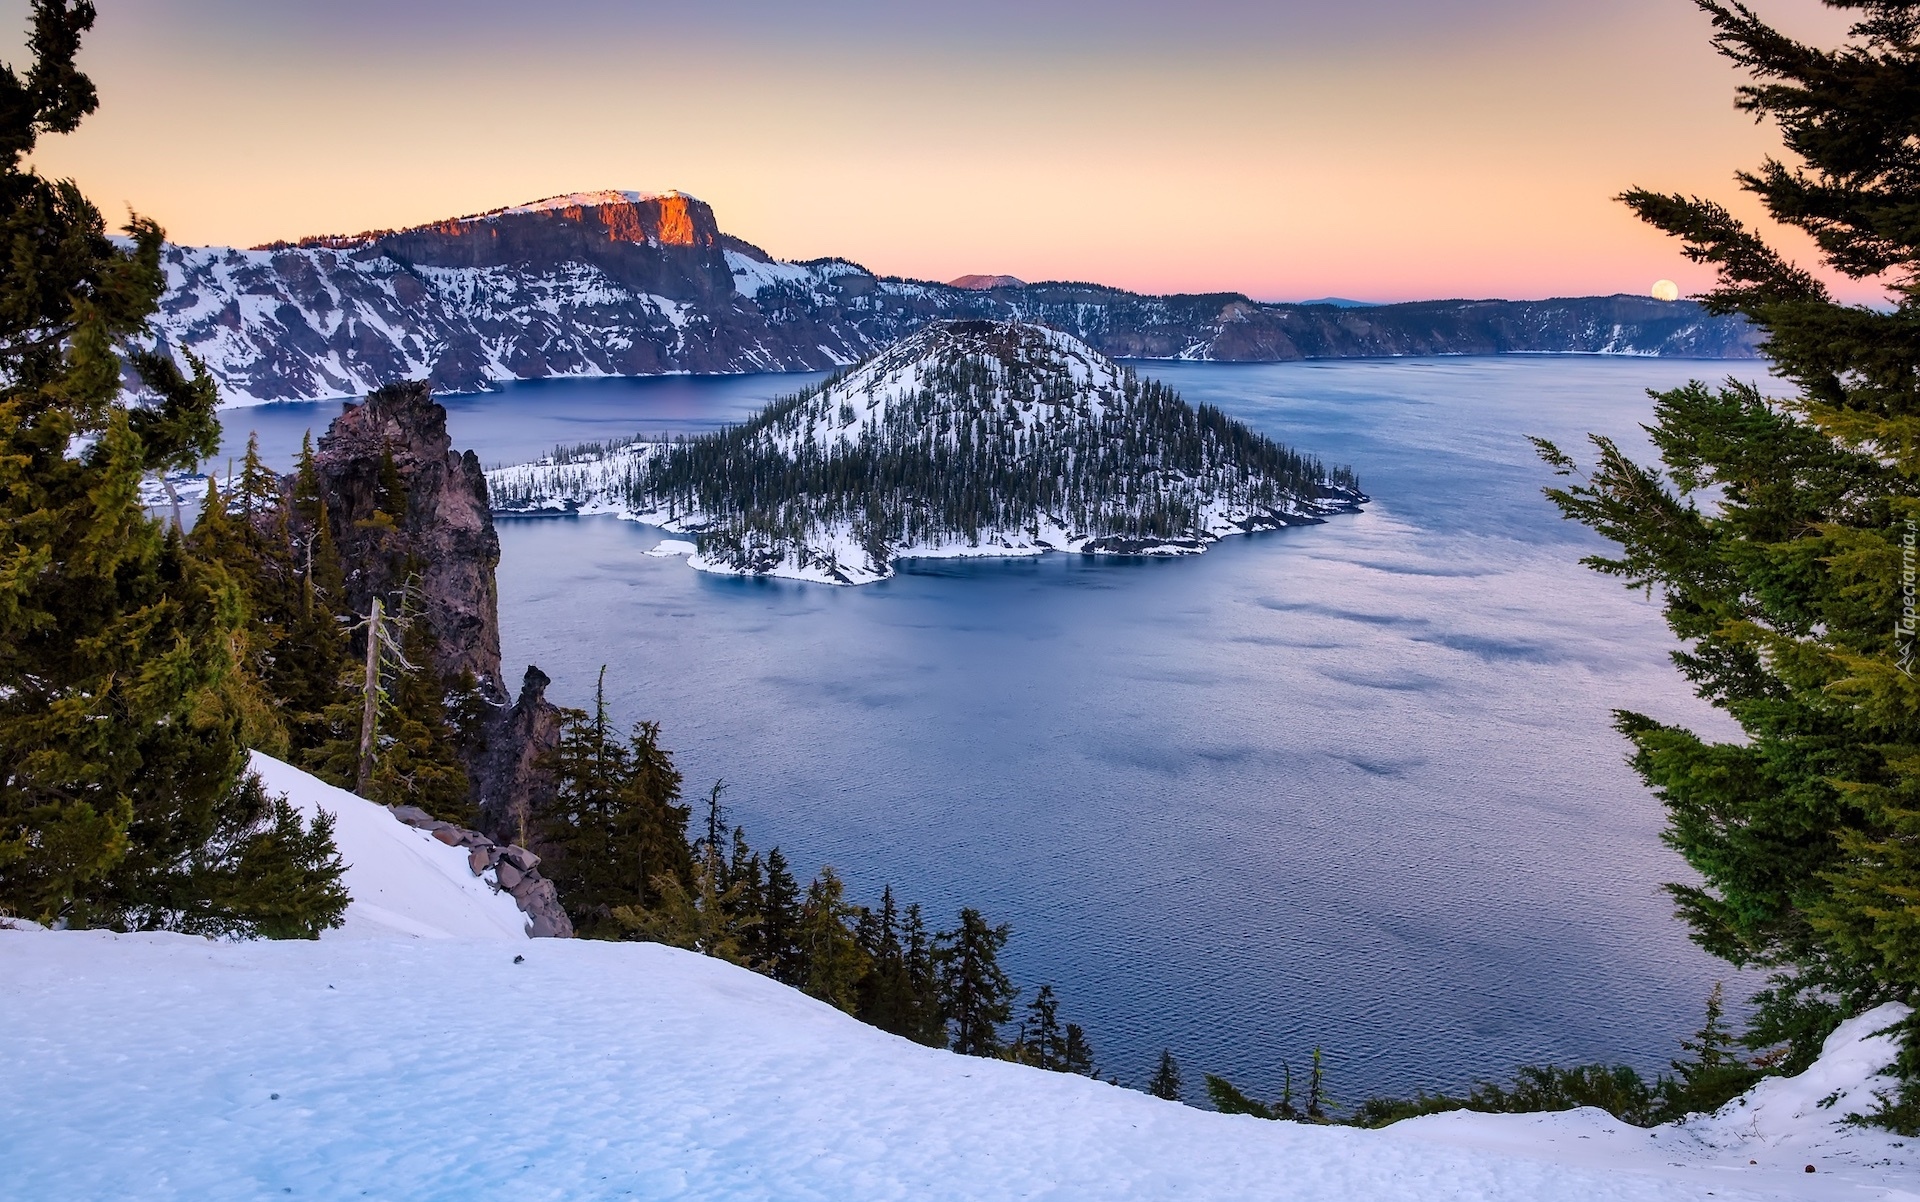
[141,190,1761,405]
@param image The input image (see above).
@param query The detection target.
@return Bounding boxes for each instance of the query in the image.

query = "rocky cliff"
[140,191,1761,405]
[310,381,562,841]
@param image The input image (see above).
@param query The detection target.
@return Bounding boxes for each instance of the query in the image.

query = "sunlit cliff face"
[644,193,701,247]
[409,191,714,249]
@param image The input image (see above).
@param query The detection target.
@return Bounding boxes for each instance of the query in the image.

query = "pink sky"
[5,0,1886,304]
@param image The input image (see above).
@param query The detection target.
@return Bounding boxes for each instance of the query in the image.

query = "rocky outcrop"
[388,804,573,938]
[137,191,1761,405]
[308,381,563,850]
[470,666,565,844]
[313,380,503,691]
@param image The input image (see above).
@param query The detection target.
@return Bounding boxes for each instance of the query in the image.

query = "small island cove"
[486,320,1367,585]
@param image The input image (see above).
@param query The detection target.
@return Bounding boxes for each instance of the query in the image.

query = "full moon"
[1651,279,1680,302]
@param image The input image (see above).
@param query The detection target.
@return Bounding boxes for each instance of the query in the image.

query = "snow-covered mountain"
[1,755,1911,1200]
[486,320,1366,584]
[140,190,1760,406]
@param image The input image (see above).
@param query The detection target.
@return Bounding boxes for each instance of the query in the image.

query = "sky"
[1,0,1878,303]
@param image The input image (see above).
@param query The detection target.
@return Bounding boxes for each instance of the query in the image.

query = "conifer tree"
[1062,1023,1095,1077]
[184,440,294,759]
[613,842,758,965]
[796,867,870,1013]
[695,780,729,866]
[856,885,915,1034]
[1534,1,1920,1125]
[370,601,471,822]
[936,906,1016,1056]
[1203,1075,1276,1119]
[1663,982,1763,1115]
[0,1,344,935]
[1013,984,1068,1070]
[1149,1049,1183,1101]
[278,435,352,763]
[898,901,948,1047]
[727,826,767,966]
[539,669,693,937]
[759,847,804,984]
[1275,1063,1299,1121]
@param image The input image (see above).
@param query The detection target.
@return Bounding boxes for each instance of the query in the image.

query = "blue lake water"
[216,356,1765,1104]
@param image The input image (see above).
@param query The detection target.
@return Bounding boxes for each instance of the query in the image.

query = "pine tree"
[899,901,948,1048]
[759,847,804,984]
[369,598,470,822]
[1013,984,1068,1070]
[1062,1023,1095,1077]
[695,780,729,867]
[1664,982,1763,1116]
[1533,1,1920,1124]
[856,884,915,1034]
[796,867,870,1013]
[1203,1075,1275,1120]
[1149,1049,1183,1101]
[279,434,352,765]
[538,669,692,937]
[936,906,1016,1056]
[1275,1062,1299,1121]
[727,827,767,966]
[613,845,758,965]
[0,1,344,936]
[184,438,304,761]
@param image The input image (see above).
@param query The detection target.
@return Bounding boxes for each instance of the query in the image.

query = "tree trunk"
[356,596,383,797]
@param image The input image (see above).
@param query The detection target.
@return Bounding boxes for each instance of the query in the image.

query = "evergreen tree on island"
[1536,0,1920,1128]
[0,0,344,935]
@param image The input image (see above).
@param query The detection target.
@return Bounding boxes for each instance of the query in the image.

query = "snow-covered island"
[485,320,1367,584]
[2,753,1912,1201]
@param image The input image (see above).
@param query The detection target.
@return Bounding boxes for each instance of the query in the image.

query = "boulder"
[512,878,574,939]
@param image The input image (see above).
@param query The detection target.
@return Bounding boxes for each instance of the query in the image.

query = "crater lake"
[215,355,1757,1104]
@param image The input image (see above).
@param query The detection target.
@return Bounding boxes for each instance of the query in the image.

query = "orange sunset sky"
[3,0,1883,304]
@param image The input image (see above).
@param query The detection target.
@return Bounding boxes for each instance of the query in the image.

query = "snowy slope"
[0,926,1909,1202]
[249,751,529,941]
[1387,1004,1917,1198]
[3,753,1908,1198]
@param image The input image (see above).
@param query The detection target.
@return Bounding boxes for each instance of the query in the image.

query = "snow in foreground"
[1,757,1913,1201]
[2,931,1912,1202]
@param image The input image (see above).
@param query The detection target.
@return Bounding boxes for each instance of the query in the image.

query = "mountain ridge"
[141,190,1762,406]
